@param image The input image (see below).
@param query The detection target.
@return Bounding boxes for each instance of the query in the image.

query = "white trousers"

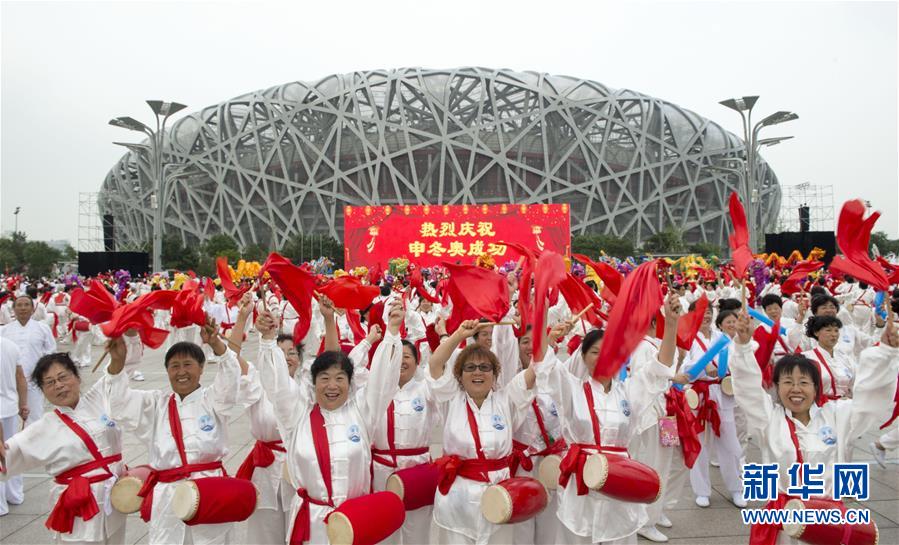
[70,333,94,366]
[245,507,287,545]
[690,419,743,497]
[663,442,690,512]
[384,505,432,545]
[435,523,513,545]
[52,520,126,545]
[879,425,899,450]
[0,414,24,515]
[26,386,44,426]
[630,423,675,528]
[511,490,559,545]
[553,522,638,545]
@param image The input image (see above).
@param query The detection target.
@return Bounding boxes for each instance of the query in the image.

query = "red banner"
[344,203,571,269]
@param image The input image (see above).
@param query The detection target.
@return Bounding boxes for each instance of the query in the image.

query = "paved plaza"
[2,338,897,545]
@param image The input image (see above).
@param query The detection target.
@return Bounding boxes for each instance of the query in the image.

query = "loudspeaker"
[764,231,836,265]
[798,206,810,233]
[102,214,115,251]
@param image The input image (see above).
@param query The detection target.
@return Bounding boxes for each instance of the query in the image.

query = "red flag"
[170,289,206,329]
[676,293,708,351]
[216,257,250,306]
[573,253,623,305]
[876,256,899,285]
[752,320,781,388]
[261,253,317,345]
[318,276,380,310]
[203,278,215,301]
[593,260,663,379]
[443,263,510,334]
[367,262,383,285]
[69,279,119,324]
[728,192,753,280]
[781,261,825,296]
[100,290,176,348]
[558,273,604,328]
[829,200,890,291]
[503,242,538,336]
[531,252,568,359]
[409,267,440,304]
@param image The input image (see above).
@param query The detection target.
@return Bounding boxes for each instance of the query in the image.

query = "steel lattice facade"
[99,67,780,250]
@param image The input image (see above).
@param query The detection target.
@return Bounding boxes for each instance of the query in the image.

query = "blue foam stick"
[718,343,730,378]
[874,291,887,319]
[685,335,731,380]
[618,358,630,382]
[748,307,787,335]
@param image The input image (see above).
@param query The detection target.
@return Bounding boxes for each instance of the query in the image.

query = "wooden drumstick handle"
[91,348,110,374]
[571,303,594,322]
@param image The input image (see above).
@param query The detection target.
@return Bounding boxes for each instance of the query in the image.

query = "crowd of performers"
[1,204,898,545]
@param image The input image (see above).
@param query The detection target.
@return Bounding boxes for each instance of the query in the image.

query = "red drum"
[537,454,562,491]
[326,491,406,545]
[385,463,440,511]
[480,477,549,524]
[583,453,662,504]
[783,498,878,545]
[171,477,258,525]
[110,465,153,514]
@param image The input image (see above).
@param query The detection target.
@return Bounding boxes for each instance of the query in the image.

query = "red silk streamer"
[215,257,250,306]
[345,309,367,342]
[593,260,663,380]
[442,262,510,334]
[880,374,899,429]
[781,261,825,296]
[503,242,538,337]
[170,289,206,329]
[558,273,605,328]
[830,200,890,291]
[728,192,753,280]
[100,290,175,348]
[531,252,568,360]
[664,389,702,468]
[573,253,623,305]
[203,278,215,301]
[69,279,119,324]
[752,320,781,388]
[261,253,317,346]
[676,293,708,351]
[317,276,380,310]
[875,256,899,285]
[409,267,441,304]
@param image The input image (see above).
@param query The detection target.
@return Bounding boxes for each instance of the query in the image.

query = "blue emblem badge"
[347,424,361,442]
[491,414,505,431]
[411,397,425,413]
[100,414,116,428]
[198,414,215,432]
[620,399,631,417]
[818,426,837,446]
[549,402,558,417]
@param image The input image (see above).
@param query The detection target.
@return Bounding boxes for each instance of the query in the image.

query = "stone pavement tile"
[876,526,899,545]
[662,506,750,539]
[0,514,41,539]
[871,469,899,492]
[863,499,899,525]
[663,536,747,545]
[21,475,49,494]
[122,517,148,545]
[2,516,57,545]
[6,483,52,516]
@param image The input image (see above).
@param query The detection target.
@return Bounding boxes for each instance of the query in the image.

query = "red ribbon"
[509,440,535,476]
[289,404,335,545]
[665,388,702,468]
[690,381,721,436]
[433,455,511,495]
[236,440,286,481]
[748,493,792,545]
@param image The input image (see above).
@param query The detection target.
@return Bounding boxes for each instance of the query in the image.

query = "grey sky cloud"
[2,0,897,246]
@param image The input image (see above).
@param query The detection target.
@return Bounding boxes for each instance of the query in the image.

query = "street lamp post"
[110,101,187,272]
[719,97,797,248]
[13,206,21,234]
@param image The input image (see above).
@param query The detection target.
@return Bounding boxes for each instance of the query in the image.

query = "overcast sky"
[2,0,897,247]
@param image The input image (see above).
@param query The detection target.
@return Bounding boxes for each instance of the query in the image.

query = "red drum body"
[583,453,662,504]
[385,463,440,511]
[326,491,406,545]
[537,454,562,490]
[110,465,153,514]
[481,477,549,524]
[171,477,258,526]
[783,498,878,545]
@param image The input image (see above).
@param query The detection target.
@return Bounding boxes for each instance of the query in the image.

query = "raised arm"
[729,311,774,435]
[319,294,340,353]
[359,301,403,432]
[428,319,479,379]
[104,336,161,438]
[255,309,308,436]
[848,319,899,437]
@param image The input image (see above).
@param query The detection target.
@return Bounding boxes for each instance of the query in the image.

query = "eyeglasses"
[43,372,75,388]
[779,379,814,388]
[462,363,494,373]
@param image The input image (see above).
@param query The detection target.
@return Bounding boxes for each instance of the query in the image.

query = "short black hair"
[32,353,79,388]
[13,294,33,306]
[805,315,842,338]
[809,286,827,298]
[811,294,840,315]
[759,294,783,310]
[401,339,419,363]
[379,284,392,297]
[164,342,206,368]
[773,354,821,400]
[718,298,742,312]
[716,309,739,329]
[580,328,605,356]
[276,334,303,355]
[310,350,354,384]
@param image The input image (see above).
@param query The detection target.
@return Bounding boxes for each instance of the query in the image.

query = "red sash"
[371,401,430,469]
[46,410,122,534]
[137,395,225,522]
[434,400,513,494]
[558,382,628,495]
[664,388,702,468]
[530,399,567,457]
[289,404,336,545]
[690,381,722,436]
[236,439,286,481]
[750,416,804,545]
[812,348,840,405]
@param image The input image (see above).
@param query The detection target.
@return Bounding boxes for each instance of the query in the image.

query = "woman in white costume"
[0,352,125,545]
[801,315,856,402]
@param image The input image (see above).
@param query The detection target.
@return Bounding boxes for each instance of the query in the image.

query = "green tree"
[870,231,899,255]
[202,234,240,261]
[242,242,269,263]
[570,234,635,259]
[642,228,685,254]
[161,233,200,271]
[0,233,63,277]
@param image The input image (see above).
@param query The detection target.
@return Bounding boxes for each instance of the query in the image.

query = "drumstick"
[486,321,517,326]
[570,303,594,322]
[512,257,525,274]
[91,348,110,373]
